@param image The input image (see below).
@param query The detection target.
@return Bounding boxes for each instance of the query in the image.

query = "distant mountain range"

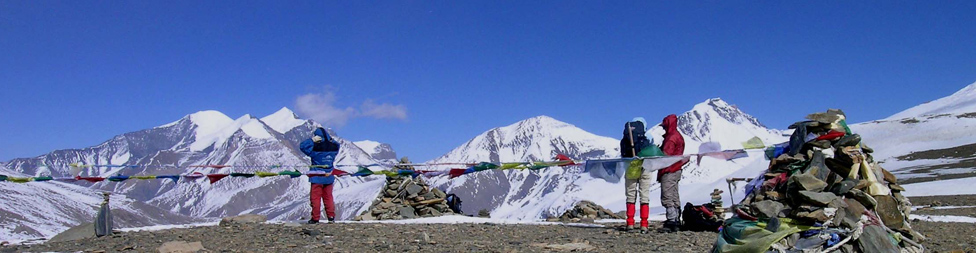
[3,81,976,241]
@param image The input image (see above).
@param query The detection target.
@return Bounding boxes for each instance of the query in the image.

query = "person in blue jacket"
[300,127,340,224]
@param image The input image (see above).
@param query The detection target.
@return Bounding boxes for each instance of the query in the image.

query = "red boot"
[626,203,636,230]
[640,204,650,230]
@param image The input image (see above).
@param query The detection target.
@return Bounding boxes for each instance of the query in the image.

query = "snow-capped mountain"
[886,81,976,120]
[425,99,788,220]
[354,140,398,164]
[0,168,207,241]
[1,108,387,241]
[852,81,976,182]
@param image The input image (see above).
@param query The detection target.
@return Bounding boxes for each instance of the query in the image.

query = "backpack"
[681,202,724,232]
[621,121,651,158]
[445,193,463,214]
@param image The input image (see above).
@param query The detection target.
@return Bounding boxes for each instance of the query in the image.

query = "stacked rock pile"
[355,174,456,221]
[555,200,623,222]
[721,109,925,252]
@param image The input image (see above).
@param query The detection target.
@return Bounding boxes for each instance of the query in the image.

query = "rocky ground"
[3,195,974,252]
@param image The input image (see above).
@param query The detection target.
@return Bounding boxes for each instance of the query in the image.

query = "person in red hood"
[658,114,686,233]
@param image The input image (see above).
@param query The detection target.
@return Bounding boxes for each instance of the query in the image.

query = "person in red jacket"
[658,114,686,233]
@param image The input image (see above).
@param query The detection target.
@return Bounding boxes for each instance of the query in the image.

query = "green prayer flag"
[278,170,302,178]
[742,137,765,150]
[132,175,156,180]
[472,162,499,171]
[500,163,528,170]
[0,175,8,182]
[230,173,255,178]
[377,170,398,177]
[33,176,53,182]
[255,171,279,177]
[625,159,643,180]
[839,119,852,135]
[8,177,32,183]
[354,167,374,175]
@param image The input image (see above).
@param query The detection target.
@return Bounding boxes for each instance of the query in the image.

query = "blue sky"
[2,1,975,162]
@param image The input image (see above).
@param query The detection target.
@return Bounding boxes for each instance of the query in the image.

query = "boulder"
[48,223,96,243]
[219,214,267,226]
[158,241,206,253]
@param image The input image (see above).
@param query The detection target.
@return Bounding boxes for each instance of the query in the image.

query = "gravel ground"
[3,195,974,252]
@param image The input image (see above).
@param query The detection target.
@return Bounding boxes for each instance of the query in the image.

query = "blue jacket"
[300,128,340,185]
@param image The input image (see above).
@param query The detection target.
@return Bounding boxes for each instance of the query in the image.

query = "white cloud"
[295,91,357,127]
[361,99,408,120]
[294,89,408,127]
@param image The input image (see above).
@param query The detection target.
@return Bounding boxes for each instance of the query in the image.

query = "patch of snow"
[260,107,306,134]
[353,140,382,154]
[902,177,976,197]
[911,205,976,211]
[115,222,219,233]
[908,214,976,224]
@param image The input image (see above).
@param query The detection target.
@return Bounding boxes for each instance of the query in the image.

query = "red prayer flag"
[816,131,846,141]
[555,154,578,166]
[448,168,467,179]
[207,174,229,184]
[76,176,106,183]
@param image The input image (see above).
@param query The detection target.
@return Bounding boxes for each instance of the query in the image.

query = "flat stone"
[795,209,829,222]
[889,183,905,192]
[848,189,877,209]
[219,214,267,226]
[399,206,416,219]
[829,179,858,196]
[791,174,828,192]
[406,184,424,195]
[385,190,397,196]
[874,195,906,230]
[881,167,898,183]
[422,192,437,199]
[431,209,442,216]
[431,188,447,199]
[158,241,206,253]
[798,191,838,206]
[750,200,785,219]
[48,223,96,243]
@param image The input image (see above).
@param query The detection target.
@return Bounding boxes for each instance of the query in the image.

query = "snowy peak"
[260,107,307,134]
[354,140,398,161]
[886,81,976,120]
[181,112,275,151]
[432,115,619,163]
[658,98,784,151]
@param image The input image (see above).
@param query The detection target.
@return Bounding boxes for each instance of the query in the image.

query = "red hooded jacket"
[658,114,686,179]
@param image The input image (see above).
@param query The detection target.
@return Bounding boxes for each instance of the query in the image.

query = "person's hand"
[312,135,323,143]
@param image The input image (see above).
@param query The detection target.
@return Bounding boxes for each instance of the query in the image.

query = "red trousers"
[310,183,335,221]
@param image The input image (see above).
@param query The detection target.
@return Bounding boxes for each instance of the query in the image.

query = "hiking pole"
[725,178,752,206]
[627,122,637,158]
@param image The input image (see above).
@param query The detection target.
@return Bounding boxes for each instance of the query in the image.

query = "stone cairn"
[355,159,456,221]
[731,109,925,252]
[554,200,624,222]
[710,189,725,218]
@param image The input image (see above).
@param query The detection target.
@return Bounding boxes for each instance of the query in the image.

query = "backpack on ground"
[445,193,463,214]
[681,202,724,232]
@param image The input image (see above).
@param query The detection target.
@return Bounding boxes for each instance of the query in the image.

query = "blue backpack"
[445,193,463,214]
